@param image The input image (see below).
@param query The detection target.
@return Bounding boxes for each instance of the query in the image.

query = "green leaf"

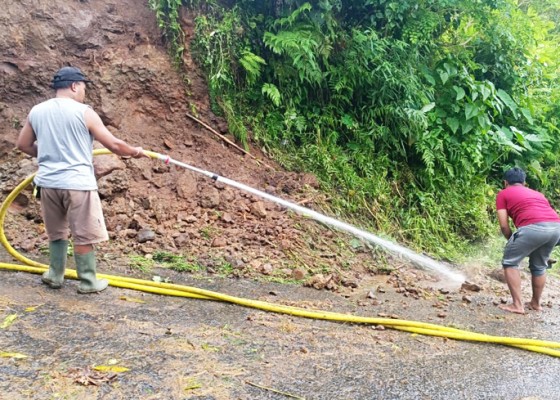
[520,108,534,125]
[0,351,27,359]
[453,86,465,101]
[421,103,435,113]
[439,71,449,85]
[461,120,474,134]
[93,365,130,373]
[446,118,460,134]
[497,89,517,114]
[480,84,491,101]
[465,103,478,120]
[262,83,282,107]
[1,314,17,329]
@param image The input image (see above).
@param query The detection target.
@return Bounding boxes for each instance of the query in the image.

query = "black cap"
[504,167,526,184]
[51,66,92,89]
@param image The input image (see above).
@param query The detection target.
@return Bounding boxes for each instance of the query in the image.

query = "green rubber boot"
[75,251,108,294]
[41,240,68,289]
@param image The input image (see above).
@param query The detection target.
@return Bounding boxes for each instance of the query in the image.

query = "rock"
[461,281,482,292]
[221,212,233,223]
[97,170,130,198]
[137,229,155,243]
[261,263,274,275]
[341,278,358,288]
[305,274,326,290]
[291,268,306,280]
[175,171,198,199]
[139,197,152,210]
[163,137,174,149]
[250,201,267,218]
[462,295,473,303]
[488,268,506,283]
[93,153,126,179]
[367,291,377,299]
[211,237,227,247]
[185,215,198,223]
[199,187,220,208]
[18,238,36,252]
[174,233,190,247]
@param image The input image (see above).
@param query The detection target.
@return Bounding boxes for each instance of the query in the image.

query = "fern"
[262,83,282,106]
[239,51,266,85]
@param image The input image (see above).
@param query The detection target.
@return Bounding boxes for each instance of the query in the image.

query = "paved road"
[1,252,560,399]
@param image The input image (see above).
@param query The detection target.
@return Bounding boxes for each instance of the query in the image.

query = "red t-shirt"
[496,185,560,227]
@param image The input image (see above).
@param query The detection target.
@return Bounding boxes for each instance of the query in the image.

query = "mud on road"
[2,252,560,400]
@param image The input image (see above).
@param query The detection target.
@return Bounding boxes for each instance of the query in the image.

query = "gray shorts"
[502,222,560,276]
[40,188,109,245]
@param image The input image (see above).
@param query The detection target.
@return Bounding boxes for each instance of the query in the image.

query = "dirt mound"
[0,0,402,291]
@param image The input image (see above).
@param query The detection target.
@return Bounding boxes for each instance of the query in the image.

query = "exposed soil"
[0,0,390,291]
[2,1,560,399]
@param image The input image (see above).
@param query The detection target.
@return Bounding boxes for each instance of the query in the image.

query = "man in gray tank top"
[16,66,147,294]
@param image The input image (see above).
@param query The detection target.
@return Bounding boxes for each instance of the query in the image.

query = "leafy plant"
[129,255,154,274]
[153,251,202,273]
[150,0,560,261]
[148,0,185,66]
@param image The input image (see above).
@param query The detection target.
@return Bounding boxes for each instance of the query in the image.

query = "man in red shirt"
[496,167,560,314]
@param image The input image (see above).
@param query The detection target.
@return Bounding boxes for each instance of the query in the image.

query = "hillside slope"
[0,0,404,291]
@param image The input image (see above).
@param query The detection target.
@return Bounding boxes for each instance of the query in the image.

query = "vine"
[148,0,185,67]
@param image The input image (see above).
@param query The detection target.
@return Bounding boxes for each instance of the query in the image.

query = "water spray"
[145,150,465,285]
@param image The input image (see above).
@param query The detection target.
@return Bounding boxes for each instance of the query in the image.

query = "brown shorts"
[40,188,109,245]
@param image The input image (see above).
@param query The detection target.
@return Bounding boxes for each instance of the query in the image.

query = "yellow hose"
[2,149,560,357]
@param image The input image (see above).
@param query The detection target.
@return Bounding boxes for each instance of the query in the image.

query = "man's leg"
[68,190,109,294]
[500,267,525,314]
[74,244,108,294]
[41,239,69,288]
[39,189,70,289]
[529,274,546,311]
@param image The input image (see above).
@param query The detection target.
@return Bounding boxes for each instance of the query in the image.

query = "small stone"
[261,263,274,275]
[462,295,473,303]
[291,268,306,280]
[461,281,482,292]
[437,312,447,318]
[489,268,506,283]
[221,212,233,223]
[250,201,267,218]
[211,237,227,247]
[137,229,155,243]
[341,278,358,288]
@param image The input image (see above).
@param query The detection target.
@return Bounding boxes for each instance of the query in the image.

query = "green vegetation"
[129,255,153,274]
[153,251,203,272]
[151,0,560,261]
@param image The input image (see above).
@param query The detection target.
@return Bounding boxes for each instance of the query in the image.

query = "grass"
[153,251,203,273]
[128,255,153,274]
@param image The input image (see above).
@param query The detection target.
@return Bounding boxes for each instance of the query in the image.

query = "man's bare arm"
[85,108,146,158]
[497,209,512,239]
[16,118,38,157]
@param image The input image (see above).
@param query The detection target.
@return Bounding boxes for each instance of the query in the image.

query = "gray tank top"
[28,98,97,190]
